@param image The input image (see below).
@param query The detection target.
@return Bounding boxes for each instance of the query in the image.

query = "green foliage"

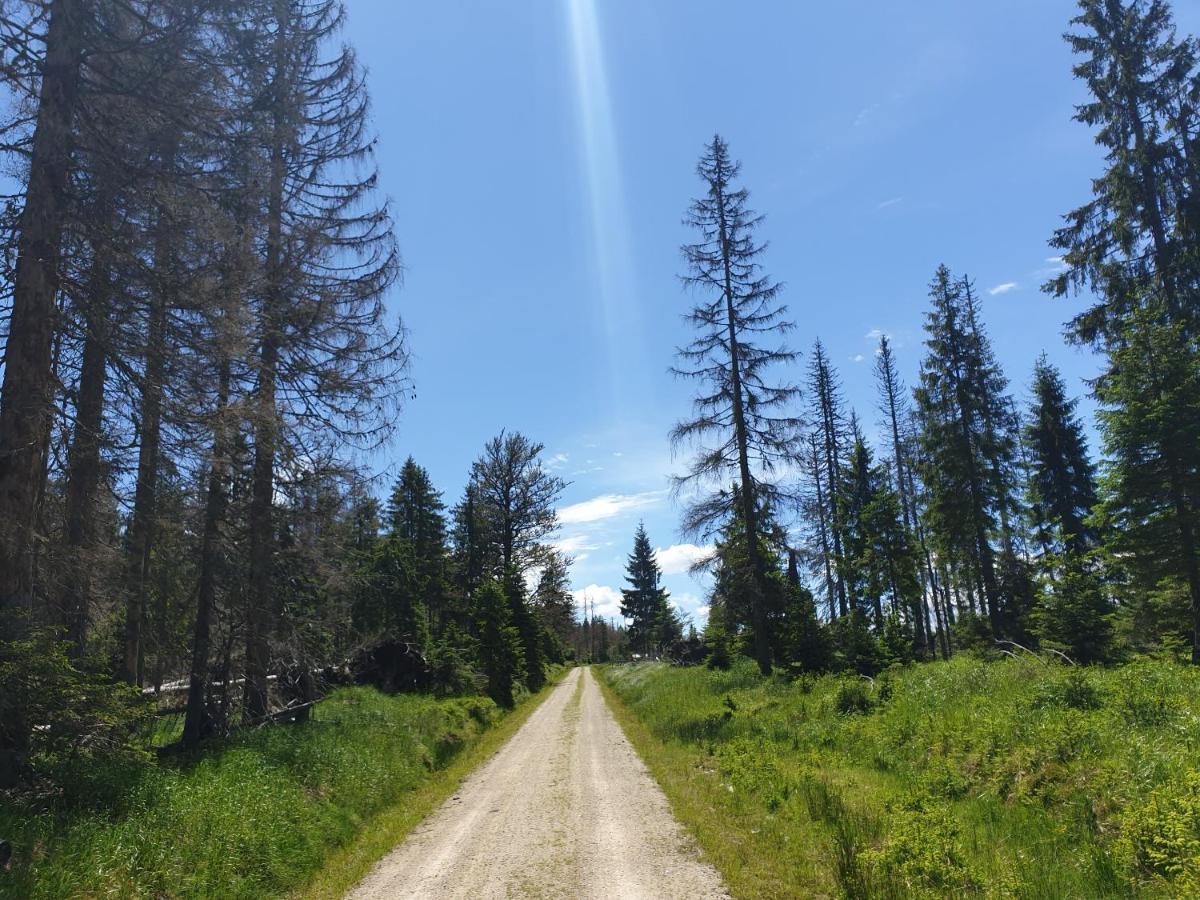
[833,678,873,716]
[1047,0,1200,662]
[915,266,1018,638]
[426,626,483,697]
[620,523,679,655]
[1119,769,1200,893]
[828,610,888,675]
[0,687,501,898]
[602,655,1200,897]
[474,579,524,707]
[862,801,982,898]
[0,633,151,779]
[1034,557,1113,664]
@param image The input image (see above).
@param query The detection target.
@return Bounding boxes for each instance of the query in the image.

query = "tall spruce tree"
[386,458,450,633]
[841,433,922,640]
[915,266,1016,638]
[240,0,405,721]
[532,551,575,660]
[672,135,805,675]
[1027,357,1100,557]
[1026,356,1112,662]
[620,523,676,655]
[1048,0,1200,661]
[809,339,851,618]
[874,334,933,652]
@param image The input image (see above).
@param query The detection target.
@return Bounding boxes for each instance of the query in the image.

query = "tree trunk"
[121,165,176,685]
[61,250,112,654]
[810,435,837,620]
[0,0,85,788]
[183,355,231,745]
[245,13,289,721]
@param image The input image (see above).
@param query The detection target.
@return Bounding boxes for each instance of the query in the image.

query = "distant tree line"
[674,0,1200,677]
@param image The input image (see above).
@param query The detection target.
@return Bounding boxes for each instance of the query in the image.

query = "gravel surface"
[346,666,729,899]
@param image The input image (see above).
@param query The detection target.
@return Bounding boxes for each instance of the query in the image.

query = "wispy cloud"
[850,353,866,363]
[545,452,569,469]
[988,282,1019,296]
[654,543,714,576]
[552,534,600,555]
[876,196,903,210]
[1034,256,1069,279]
[557,490,665,525]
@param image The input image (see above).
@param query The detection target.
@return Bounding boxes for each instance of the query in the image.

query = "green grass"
[0,670,565,899]
[599,657,1200,899]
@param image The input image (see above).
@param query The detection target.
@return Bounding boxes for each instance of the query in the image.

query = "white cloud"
[851,353,866,363]
[1035,256,1070,278]
[988,282,1019,296]
[654,543,714,576]
[865,328,888,341]
[546,452,569,469]
[876,196,903,210]
[670,591,706,615]
[558,490,665,525]
[552,534,600,555]
[572,584,624,622]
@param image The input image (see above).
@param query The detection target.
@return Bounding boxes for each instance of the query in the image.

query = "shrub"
[1119,768,1200,893]
[862,802,982,898]
[834,679,873,716]
[1032,667,1103,711]
[0,633,151,788]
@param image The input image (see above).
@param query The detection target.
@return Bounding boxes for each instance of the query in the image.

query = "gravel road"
[346,666,729,899]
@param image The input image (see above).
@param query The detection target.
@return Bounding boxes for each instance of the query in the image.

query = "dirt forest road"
[347,666,729,900]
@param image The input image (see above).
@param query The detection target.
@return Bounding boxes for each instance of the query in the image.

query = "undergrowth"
[601,656,1200,898]
[0,685,523,898]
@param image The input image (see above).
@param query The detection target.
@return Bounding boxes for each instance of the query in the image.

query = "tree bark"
[183,354,231,745]
[245,7,289,721]
[0,0,85,788]
[61,248,112,654]
[121,195,174,685]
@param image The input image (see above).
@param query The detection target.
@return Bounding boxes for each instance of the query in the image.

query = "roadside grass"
[0,667,567,899]
[599,657,1200,899]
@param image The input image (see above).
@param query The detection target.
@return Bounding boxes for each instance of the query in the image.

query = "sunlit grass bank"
[600,657,1200,899]
[0,674,563,899]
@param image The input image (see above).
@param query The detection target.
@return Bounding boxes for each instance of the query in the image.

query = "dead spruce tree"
[238,0,405,721]
[672,135,804,675]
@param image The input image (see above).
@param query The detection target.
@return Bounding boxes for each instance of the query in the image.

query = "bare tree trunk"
[183,355,231,745]
[245,10,289,721]
[61,249,112,654]
[0,0,84,788]
[120,216,171,685]
[809,434,837,621]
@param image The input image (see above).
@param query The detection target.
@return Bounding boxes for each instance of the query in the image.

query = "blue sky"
[342,0,1200,628]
